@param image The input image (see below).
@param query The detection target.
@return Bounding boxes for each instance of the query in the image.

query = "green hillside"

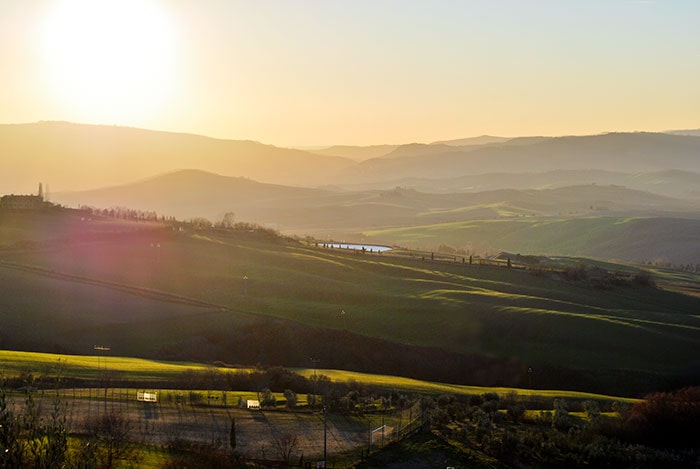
[365,216,700,265]
[0,350,637,403]
[1,210,699,396]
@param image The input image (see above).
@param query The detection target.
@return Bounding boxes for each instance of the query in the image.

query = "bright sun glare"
[40,0,177,123]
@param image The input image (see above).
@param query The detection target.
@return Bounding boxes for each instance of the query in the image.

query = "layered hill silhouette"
[331,169,700,199]
[0,121,353,193]
[54,169,700,263]
[340,132,700,184]
[4,122,700,194]
[5,122,700,264]
[55,168,698,223]
[2,122,700,396]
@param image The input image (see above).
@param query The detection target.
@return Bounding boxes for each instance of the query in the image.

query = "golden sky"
[1,0,699,146]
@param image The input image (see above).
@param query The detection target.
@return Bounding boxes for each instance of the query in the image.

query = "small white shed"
[137,391,158,402]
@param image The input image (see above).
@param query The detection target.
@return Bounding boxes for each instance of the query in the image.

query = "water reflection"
[321,243,392,252]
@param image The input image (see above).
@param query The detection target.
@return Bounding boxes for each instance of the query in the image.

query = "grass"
[1,212,699,396]
[0,350,254,381]
[365,216,700,266]
[0,350,638,404]
[296,368,638,404]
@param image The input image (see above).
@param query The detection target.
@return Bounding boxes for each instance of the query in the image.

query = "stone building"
[0,183,47,210]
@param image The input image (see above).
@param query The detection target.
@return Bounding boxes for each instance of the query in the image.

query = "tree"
[552,399,574,431]
[221,212,235,228]
[42,397,68,469]
[307,393,316,409]
[0,386,70,469]
[83,411,139,469]
[284,389,298,409]
[261,388,277,408]
[0,387,22,467]
[271,432,298,464]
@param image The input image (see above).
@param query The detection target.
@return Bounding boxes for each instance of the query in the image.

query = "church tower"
[38,183,44,201]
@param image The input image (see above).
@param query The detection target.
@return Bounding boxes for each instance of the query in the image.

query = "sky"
[1,0,699,146]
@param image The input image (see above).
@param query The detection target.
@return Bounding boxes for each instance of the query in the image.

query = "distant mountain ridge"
[310,144,399,161]
[5,122,700,194]
[329,169,700,200]
[0,121,353,193]
[54,168,699,232]
[341,132,700,184]
[665,128,700,137]
[430,135,510,146]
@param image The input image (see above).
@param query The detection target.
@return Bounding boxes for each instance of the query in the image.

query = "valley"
[1,210,698,397]
[2,124,700,466]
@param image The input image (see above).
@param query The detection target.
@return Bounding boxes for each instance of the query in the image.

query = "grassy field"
[0,350,247,381]
[1,211,699,396]
[364,215,700,265]
[0,350,638,404]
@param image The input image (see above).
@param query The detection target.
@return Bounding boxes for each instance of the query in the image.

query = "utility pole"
[323,404,328,466]
[310,358,320,411]
[94,345,110,413]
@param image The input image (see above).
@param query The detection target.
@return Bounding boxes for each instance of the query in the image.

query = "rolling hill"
[0,210,698,396]
[5,121,700,271]
[310,144,399,161]
[5,123,700,194]
[329,169,700,199]
[365,216,700,265]
[341,132,700,184]
[430,135,511,146]
[0,121,353,193]
[52,170,700,264]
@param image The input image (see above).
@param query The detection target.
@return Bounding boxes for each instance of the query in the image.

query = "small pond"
[320,243,392,252]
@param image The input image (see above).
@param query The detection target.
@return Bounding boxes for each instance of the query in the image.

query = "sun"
[40,0,178,124]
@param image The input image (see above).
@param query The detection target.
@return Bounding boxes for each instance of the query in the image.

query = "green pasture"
[364,216,700,265]
[1,217,699,396]
[0,350,637,404]
[0,350,252,381]
[296,368,638,404]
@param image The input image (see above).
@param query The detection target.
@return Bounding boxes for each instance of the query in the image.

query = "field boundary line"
[0,260,222,309]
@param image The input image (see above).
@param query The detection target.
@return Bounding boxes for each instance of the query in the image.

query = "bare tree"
[272,432,299,464]
[83,411,140,469]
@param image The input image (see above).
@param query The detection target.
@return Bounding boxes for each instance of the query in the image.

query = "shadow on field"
[252,411,270,424]
[141,402,159,419]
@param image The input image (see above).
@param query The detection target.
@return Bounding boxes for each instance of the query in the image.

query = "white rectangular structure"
[246,399,260,410]
[137,391,158,402]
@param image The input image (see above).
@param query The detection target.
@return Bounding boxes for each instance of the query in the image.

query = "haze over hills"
[54,169,699,225]
[5,122,700,194]
[332,169,700,199]
[3,121,700,398]
[308,135,526,161]
[309,144,399,161]
[665,128,700,137]
[430,135,511,146]
[6,121,700,265]
[0,121,353,193]
[340,132,700,184]
[52,169,700,265]
[55,169,334,223]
